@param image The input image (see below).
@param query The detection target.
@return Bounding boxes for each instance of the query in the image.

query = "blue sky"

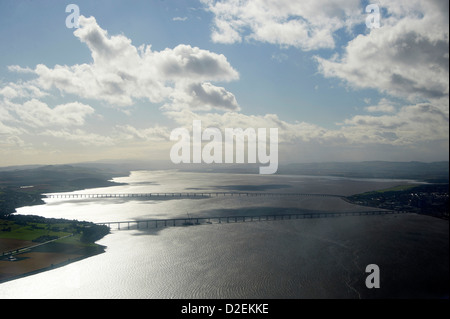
[0,0,448,167]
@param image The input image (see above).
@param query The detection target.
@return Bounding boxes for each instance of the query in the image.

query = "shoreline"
[0,167,130,285]
[1,167,447,287]
[0,214,111,284]
[0,243,106,284]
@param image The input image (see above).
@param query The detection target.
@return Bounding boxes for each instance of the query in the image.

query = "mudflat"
[0,251,83,282]
[0,238,104,283]
[0,238,34,252]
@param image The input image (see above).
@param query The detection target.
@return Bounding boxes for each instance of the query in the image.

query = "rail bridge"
[45,192,344,199]
[96,210,409,230]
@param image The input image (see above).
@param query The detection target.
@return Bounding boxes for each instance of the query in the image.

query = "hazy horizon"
[1,158,449,170]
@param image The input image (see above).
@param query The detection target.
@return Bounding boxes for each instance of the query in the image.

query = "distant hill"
[0,164,129,217]
[277,161,449,182]
[0,164,128,191]
[1,160,448,183]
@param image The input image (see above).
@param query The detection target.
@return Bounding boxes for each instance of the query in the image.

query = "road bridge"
[96,210,409,230]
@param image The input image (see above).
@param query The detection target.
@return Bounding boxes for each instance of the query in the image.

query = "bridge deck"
[97,210,409,230]
[45,192,344,199]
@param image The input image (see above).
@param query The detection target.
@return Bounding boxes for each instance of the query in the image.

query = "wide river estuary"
[0,170,448,298]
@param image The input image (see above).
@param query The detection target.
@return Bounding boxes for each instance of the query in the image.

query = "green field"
[364,184,418,194]
[1,215,109,248]
[1,219,71,241]
[0,216,110,283]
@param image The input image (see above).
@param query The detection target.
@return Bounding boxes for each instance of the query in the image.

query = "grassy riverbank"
[0,164,129,283]
[0,215,109,283]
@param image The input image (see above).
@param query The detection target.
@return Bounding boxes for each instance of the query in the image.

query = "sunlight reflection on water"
[1,171,447,299]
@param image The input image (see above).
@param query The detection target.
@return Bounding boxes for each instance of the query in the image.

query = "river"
[0,170,448,298]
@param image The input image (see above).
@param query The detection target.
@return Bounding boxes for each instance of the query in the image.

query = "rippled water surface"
[0,171,448,298]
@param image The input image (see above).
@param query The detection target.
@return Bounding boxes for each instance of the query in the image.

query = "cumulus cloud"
[364,98,396,113]
[167,82,240,111]
[2,6,448,164]
[20,16,239,111]
[0,120,24,141]
[0,82,48,100]
[166,95,449,148]
[0,15,241,160]
[12,99,95,128]
[0,96,168,149]
[7,65,34,74]
[40,129,115,146]
[190,82,239,111]
[165,109,343,146]
[1,97,93,127]
[315,1,449,102]
[202,0,362,50]
[0,96,98,149]
[115,124,171,142]
[307,1,449,153]
[340,103,448,145]
[152,44,239,82]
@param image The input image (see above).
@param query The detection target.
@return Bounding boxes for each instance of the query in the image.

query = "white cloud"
[0,97,98,151]
[2,7,448,165]
[165,109,343,146]
[364,98,396,113]
[166,95,449,148]
[152,44,239,82]
[309,1,449,152]
[202,0,362,50]
[16,16,239,111]
[115,124,170,142]
[315,1,449,101]
[2,15,241,159]
[0,82,48,100]
[7,65,34,74]
[40,129,115,146]
[341,100,449,144]
[9,99,95,128]
[166,82,240,112]
[0,120,24,138]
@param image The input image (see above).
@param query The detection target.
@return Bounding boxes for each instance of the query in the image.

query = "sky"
[0,0,448,167]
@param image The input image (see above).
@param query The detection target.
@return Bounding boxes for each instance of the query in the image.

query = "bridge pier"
[97,209,400,231]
